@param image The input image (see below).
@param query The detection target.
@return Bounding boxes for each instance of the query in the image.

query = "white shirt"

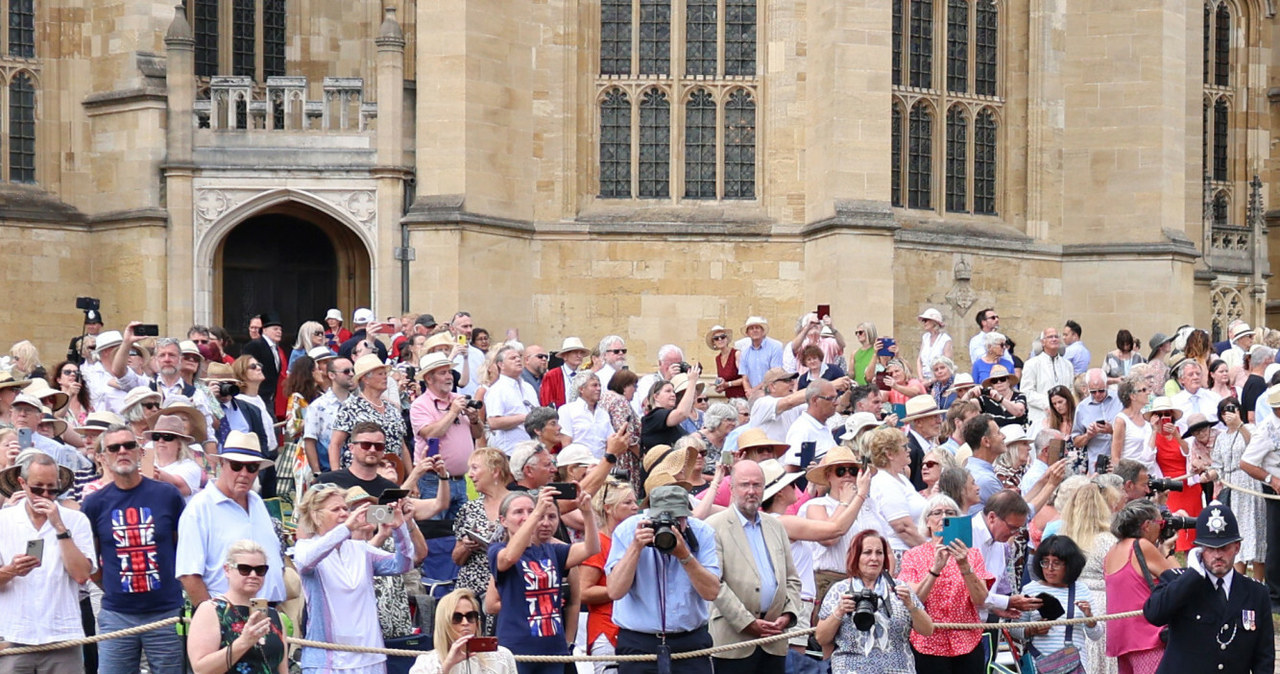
[870,471,927,551]
[1241,414,1280,479]
[970,513,1011,615]
[1020,352,1076,424]
[0,504,96,644]
[453,345,486,397]
[749,396,806,443]
[781,412,836,467]
[156,456,204,502]
[596,363,618,392]
[969,331,991,366]
[1172,388,1222,431]
[83,361,145,415]
[486,374,538,454]
[175,484,286,602]
[802,495,889,574]
[557,398,612,459]
[236,394,278,451]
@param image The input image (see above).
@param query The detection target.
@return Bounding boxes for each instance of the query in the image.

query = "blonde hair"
[294,483,347,536]
[591,479,635,527]
[864,425,905,468]
[433,589,484,663]
[9,340,41,376]
[1060,479,1113,552]
[471,447,514,486]
[222,538,266,567]
[479,350,502,388]
[293,321,324,351]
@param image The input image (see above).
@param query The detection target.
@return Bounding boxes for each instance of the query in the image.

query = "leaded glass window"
[892,104,903,207]
[601,0,632,75]
[724,88,755,199]
[1213,192,1228,226]
[686,0,716,77]
[600,89,632,198]
[909,0,933,88]
[975,0,997,96]
[9,73,35,183]
[232,0,255,77]
[1203,4,1212,85]
[892,0,903,86]
[725,0,755,76]
[685,89,716,198]
[908,103,932,209]
[946,107,967,212]
[1213,98,1228,181]
[264,0,286,78]
[8,0,34,58]
[638,88,670,197]
[1214,4,1230,86]
[639,0,670,76]
[974,109,996,214]
[947,0,968,94]
[194,0,219,77]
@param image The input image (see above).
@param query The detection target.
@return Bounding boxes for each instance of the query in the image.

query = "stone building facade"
[0,0,1276,371]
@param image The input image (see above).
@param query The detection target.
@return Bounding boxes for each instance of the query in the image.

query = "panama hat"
[179,340,204,360]
[735,428,790,458]
[980,364,1020,388]
[307,346,336,364]
[705,325,730,349]
[900,394,946,423]
[671,373,705,395]
[741,316,769,335]
[0,449,74,498]
[122,386,162,412]
[416,352,453,377]
[556,443,599,468]
[1230,323,1255,341]
[95,331,124,353]
[160,396,208,443]
[143,414,194,442]
[344,485,377,505]
[22,379,68,413]
[945,373,978,396]
[1144,396,1184,422]
[804,445,863,487]
[424,333,456,353]
[203,362,241,383]
[643,443,698,495]
[917,308,946,327]
[352,354,391,382]
[38,409,68,438]
[554,337,590,357]
[1265,383,1280,408]
[1000,424,1031,446]
[760,459,804,501]
[74,410,124,434]
[0,370,27,391]
[216,431,274,467]
[839,412,884,443]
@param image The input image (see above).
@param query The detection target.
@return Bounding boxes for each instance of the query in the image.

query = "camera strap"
[655,554,672,674]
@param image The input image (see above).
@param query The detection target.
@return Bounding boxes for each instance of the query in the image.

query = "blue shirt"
[966,456,1002,515]
[739,338,784,388]
[82,478,186,614]
[488,541,572,655]
[971,357,1015,385]
[1064,342,1092,376]
[606,512,721,633]
[175,483,286,601]
[736,506,777,610]
[1071,393,1124,467]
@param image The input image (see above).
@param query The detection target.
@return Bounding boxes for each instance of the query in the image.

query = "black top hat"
[260,313,283,329]
[1194,501,1242,548]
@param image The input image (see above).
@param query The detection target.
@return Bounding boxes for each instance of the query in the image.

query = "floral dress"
[333,392,408,468]
[453,497,502,632]
[818,576,923,674]
[1212,428,1266,563]
[212,597,286,674]
[373,535,415,640]
[601,390,643,497]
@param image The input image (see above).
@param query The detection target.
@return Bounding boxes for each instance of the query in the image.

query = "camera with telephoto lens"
[1159,507,1196,541]
[644,512,681,553]
[465,396,484,410]
[1148,477,1184,493]
[847,590,882,631]
[675,361,691,374]
[217,382,241,398]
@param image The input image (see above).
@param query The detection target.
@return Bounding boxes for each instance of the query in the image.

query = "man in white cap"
[83,321,149,416]
[739,316,784,396]
[176,430,285,606]
[338,307,388,361]
[1221,323,1257,370]
[1239,382,1280,608]
[409,353,480,518]
[540,337,590,408]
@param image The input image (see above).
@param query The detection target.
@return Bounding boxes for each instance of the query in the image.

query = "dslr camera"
[644,511,681,553]
[674,361,691,375]
[464,396,484,410]
[846,590,882,631]
[1158,507,1196,541]
[216,382,242,399]
[1148,477,1184,493]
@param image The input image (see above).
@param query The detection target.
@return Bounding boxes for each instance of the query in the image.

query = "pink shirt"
[408,388,476,475]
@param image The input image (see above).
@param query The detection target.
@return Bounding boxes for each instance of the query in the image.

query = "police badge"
[1207,508,1227,534]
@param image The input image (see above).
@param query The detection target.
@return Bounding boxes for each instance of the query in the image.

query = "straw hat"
[160,396,208,443]
[21,379,68,413]
[980,364,1020,388]
[416,352,453,377]
[1181,413,1215,439]
[900,394,945,423]
[216,431,274,467]
[804,445,863,487]
[761,368,798,387]
[917,308,946,328]
[38,409,68,438]
[643,444,698,495]
[179,340,204,360]
[0,370,26,391]
[74,410,124,434]
[839,412,884,443]
[203,362,241,384]
[671,373,705,395]
[735,428,790,458]
[352,353,390,382]
[0,449,74,498]
[344,485,377,505]
[122,386,162,412]
[424,333,456,353]
[760,459,804,501]
[945,373,978,396]
[705,325,730,350]
[554,338,590,357]
[1143,396,1184,422]
[1230,323,1255,341]
[741,316,769,336]
[1266,383,1280,408]
[143,415,194,442]
[307,346,336,364]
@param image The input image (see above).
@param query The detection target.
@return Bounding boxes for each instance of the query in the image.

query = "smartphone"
[463,528,492,546]
[816,304,831,321]
[25,539,44,565]
[546,482,579,500]
[719,451,735,468]
[467,636,498,653]
[17,428,33,450]
[134,324,160,337]
[456,334,468,346]
[378,488,410,505]
[1095,455,1112,474]
[941,516,973,547]
[1046,438,1065,463]
[250,598,269,613]
[426,437,440,458]
[876,337,896,358]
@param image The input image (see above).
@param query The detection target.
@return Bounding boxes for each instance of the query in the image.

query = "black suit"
[1144,566,1274,674]
[338,329,387,361]
[218,397,276,499]
[905,428,928,491]
[242,336,285,415]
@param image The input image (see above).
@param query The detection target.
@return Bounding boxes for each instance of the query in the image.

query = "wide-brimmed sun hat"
[804,445,863,488]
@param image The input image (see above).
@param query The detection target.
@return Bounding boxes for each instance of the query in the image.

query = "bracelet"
[678,555,693,566]
[928,569,941,578]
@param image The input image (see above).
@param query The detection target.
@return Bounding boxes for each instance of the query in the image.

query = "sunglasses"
[234,563,269,577]
[225,461,261,474]
[355,441,387,452]
[830,466,858,478]
[192,339,210,345]
[334,368,355,375]
[696,397,709,403]
[712,335,728,342]
[1088,389,1107,395]
[141,402,161,410]
[532,354,550,360]
[152,433,182,443]
[923,460,940,469]
[26,485,60,497]
[104,441,140,453]
[248,363,263,370]
[607,348,629,354]
[60,369,79,377]
[451,611,480,625]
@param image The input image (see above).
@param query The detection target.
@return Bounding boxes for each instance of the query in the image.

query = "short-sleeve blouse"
[898,542,992,656]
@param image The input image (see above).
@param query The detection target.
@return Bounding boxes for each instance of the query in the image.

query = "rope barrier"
[1219,479,1280,501]
[0,609,1149,661]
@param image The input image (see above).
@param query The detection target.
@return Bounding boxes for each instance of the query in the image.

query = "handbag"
[1026,585,1085,674]
[1133,539,1170,645]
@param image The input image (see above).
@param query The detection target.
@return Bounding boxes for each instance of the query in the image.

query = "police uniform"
[1144,503,1275,674]
[66,309,103,365]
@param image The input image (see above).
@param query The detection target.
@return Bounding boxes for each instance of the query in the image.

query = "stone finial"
[377,6,405,47]
[165,4,194,46]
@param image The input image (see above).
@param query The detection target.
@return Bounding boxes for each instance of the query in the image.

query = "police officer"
[67,309,103,365]
[1144,501,1274,674]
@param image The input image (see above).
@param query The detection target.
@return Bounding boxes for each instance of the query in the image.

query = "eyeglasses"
[104,441,140,453]
[923,460,940,469]
[607,348,630,354]
[141,402,161,410]
[234,563,269,577]
[334,368,355,375]
[451,611,480,625]
[248,363,263,371]
[225,461,261,474]
[1038,558,1065,569]
[814,395,837,403]
[929,509,959,517]
[60,369,79,377]
[1001,519,1027,533]
[830,466,858,478]
[1134,388,1149,394]
[152,433,181,443]
[355,440,387,452]
[1088,389,1107,395]
[26,485,60,497]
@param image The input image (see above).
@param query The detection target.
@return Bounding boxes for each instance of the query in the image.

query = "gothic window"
[9,72,35,183]
[8,0,33,58]
[194,0,219,78]
[189,0,287,81]
[724,88,755,199]
[945,106,967,212]
[908,0,932,88]
[908,102,932,209]
[638,88,670,198]
[891,104,903,207]
[685,89,716,198]
[596,0,758,201]
[974,109,997,215]
[1213,97,1228,181]
[1202,0,1245,233]
[1203,4,1212,85]
[599,88,631,198]
[263,0,286,78]
[232,0,254,77]
[946,0,967,94]
[892,0,903,86]
[1213,192,1228,227]
[1214,4,1230,86]
[974,1,997,96]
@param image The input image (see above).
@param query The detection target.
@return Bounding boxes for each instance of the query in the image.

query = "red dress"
[716,350,746,399]
[1153,431,1200,551]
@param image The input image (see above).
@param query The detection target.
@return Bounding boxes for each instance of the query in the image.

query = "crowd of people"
[0,306,1278,674]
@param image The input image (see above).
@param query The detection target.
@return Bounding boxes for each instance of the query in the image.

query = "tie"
[216,404,233,449]
[1191,394,1202,415]
[1216,577,1227,604]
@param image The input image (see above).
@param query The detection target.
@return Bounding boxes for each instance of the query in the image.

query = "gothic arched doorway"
[214,204,371,350]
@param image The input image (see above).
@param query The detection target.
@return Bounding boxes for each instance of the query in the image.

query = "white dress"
[1113,413,1156,473]
[409,647,518,674]
[1212,427,1266,562]
[1080,532,1118,674]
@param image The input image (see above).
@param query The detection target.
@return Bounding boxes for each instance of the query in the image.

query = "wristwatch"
[604,454,618,464]
[55,530,71,540]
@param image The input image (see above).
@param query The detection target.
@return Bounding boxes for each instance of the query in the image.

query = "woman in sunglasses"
[49,359,90,426]
[187,538,288,674]
[409,588,516,674]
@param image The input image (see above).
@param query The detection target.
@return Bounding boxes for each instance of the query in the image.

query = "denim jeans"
[96,607,184,674]
[416,473,468,520]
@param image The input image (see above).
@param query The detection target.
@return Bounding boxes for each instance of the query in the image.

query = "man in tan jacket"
[707,460,802,673]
